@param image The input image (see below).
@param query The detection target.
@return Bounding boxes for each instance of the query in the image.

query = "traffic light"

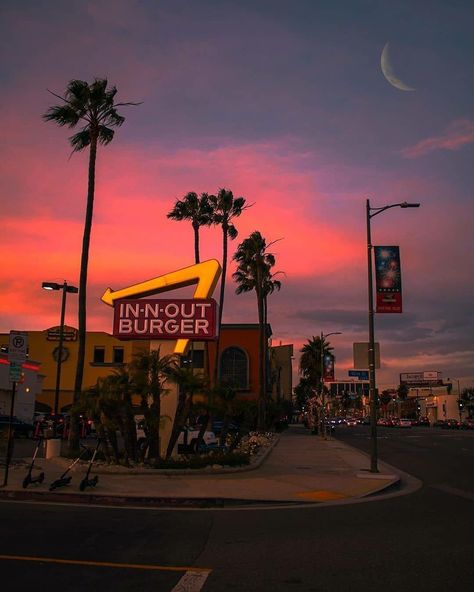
[458,399,465,410]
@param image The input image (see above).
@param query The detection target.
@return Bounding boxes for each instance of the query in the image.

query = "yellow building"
[0,326,151,411]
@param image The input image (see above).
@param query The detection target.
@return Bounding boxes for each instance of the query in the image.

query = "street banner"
[323,353,335,381]
[374,246,402,313]
[113,298,217,340]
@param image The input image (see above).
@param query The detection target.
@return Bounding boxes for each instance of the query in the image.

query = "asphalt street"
[1,425,474,592]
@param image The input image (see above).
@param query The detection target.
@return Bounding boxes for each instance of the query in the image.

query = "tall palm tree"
[43,78,140,450]
[299,336,334,394]
[167,191,213,264]
[130,347,177,460]
[209,188,247,383]
[233,231,281,430]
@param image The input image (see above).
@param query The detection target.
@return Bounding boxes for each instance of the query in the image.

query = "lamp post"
[320,331,342,439]
[366,199,419,472]
[42,281,78,437]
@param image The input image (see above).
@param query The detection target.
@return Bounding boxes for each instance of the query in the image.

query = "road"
[1,425,474,591]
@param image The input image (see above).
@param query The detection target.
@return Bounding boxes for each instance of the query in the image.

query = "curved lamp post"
[366,199,420,472]
[42,281,78,437]
[320,331,342,439]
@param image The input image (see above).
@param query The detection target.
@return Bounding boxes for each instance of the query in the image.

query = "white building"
[0,354,43,422]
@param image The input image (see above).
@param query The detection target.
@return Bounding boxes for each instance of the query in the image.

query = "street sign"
[349,370,369,380]
[9,362,22,383]
[8,331,28,363]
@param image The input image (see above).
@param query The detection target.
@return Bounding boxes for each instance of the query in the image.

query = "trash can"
[45,438,62,459]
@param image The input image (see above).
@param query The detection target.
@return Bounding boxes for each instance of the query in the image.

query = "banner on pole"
[374,246,402,313]
[323,353,335,381]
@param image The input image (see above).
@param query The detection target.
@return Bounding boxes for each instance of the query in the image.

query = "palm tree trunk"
[193,222,200,264]
[69,134,98,453]
[214,223,228,386]
[257,286,266,431]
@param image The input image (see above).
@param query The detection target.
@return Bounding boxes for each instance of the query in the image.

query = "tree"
[233,231,281,430]
[293,377,313,408]
[130,347,177,460]
[380,390,393,417]
[164,365,207,459]
[167,191,213,264]
[397,383,409,401]
[299,336,334,394]
[43,78,140,450]
[209,188,248,383]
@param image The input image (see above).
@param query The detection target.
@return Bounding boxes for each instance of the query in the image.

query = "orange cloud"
[401,119,474,158]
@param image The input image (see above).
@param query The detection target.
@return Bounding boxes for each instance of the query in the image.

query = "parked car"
[134,416,218,453]
[418,416,430,427]
[178,426,218,452]
[0,415,34,438]
[442,419,461,429]
[433,419,447,428]
[345,418,358,427]
[461,419,474,430]
[398,418,412,428]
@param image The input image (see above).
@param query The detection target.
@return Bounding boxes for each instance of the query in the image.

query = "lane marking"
[431,484,474,502]
[0,554,211,574]
[171,570,211,592]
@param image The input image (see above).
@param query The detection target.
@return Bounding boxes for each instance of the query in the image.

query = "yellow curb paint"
[0,554,211,574]
[295,490,347,501]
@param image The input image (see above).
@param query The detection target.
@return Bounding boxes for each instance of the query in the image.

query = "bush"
[152,451,250,470]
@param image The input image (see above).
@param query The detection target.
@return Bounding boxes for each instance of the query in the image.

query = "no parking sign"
[8,330,28,363]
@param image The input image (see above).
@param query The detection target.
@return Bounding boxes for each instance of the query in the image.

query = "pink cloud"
[401,119,474,158]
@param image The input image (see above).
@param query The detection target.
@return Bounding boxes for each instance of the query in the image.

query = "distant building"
[0,354,43,422]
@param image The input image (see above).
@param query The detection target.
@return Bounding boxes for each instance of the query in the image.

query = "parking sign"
[8,331,28,363]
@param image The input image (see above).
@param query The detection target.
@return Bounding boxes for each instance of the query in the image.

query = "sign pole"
[2,381,17,487]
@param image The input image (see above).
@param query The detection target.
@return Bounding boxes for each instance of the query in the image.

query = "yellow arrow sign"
[102,259,221,354]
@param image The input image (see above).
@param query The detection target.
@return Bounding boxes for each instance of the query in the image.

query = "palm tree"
[209,188,248,384]
[164,365,207,459]
[299,336,334,394]
[43,78,140,450]
[233,231,281,430]
[130,347,177,460]
[167,191,213,264]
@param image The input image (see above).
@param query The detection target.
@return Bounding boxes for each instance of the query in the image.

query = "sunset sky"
[1,0,473,389]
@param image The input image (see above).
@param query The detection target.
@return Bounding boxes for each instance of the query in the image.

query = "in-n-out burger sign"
[113,298,217,340]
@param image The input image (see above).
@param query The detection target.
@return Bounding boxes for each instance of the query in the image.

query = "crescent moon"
[380,42,415,92]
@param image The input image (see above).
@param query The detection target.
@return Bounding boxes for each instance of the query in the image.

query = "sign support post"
[2,381,17,487]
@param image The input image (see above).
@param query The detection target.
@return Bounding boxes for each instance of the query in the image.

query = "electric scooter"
[22,437,45,488]
[49,444,90,491]
[79,438,101,491]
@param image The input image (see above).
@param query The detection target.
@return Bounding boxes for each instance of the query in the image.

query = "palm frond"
[43,104,80,127]
[98,125,115,145]
[69,129,91,152]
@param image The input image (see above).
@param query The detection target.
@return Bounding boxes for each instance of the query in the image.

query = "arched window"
[220,347,249,389]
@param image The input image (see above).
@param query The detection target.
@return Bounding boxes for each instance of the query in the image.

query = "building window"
[113,347,124,364]
[93,347,105,364]
[220,347,248,389]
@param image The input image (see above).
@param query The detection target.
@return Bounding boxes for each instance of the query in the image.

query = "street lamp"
[320,331,342,439]
[42,281,78,436]
[366,199,419,472]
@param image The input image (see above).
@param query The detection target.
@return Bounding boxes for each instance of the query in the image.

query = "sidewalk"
[0,425,400,507]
